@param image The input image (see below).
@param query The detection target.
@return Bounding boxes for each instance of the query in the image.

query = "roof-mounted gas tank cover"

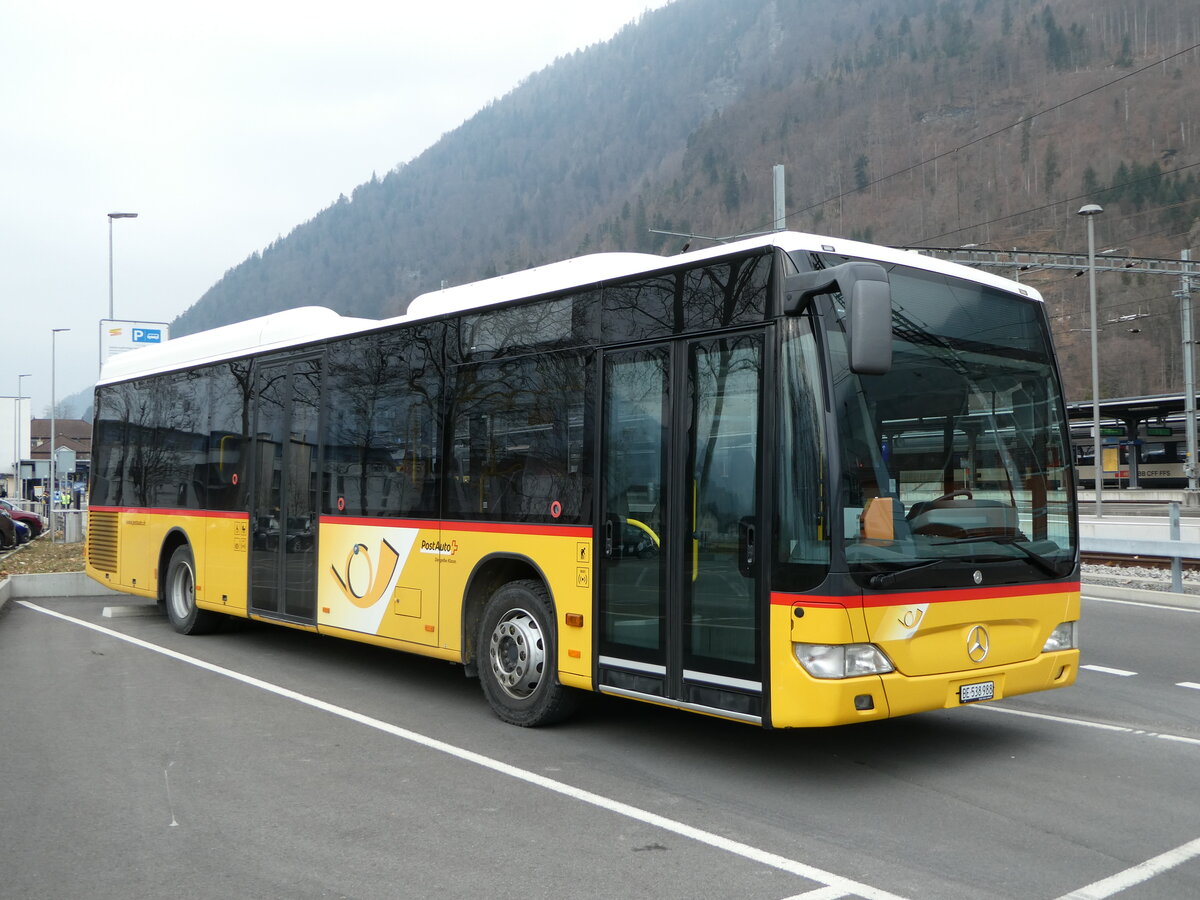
[783,261,892,375]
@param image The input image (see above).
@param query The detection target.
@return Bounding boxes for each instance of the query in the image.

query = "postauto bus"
[86,232,1079,727]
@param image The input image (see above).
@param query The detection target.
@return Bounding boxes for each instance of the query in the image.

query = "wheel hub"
[169,561,194,620]
[488,608,545,700]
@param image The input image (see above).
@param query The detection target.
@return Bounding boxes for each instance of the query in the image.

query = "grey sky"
[2,0,671,413]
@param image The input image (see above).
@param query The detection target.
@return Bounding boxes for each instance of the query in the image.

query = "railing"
[45,508,87,544]
[60,509,85,543]
[1080,501,1200,592]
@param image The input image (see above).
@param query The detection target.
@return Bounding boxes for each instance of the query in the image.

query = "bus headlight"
[794,643,895,679]
[1042,621,1078,653]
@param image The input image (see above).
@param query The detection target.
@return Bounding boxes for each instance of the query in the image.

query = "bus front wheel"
[164,545,222,635]
[478,580,578,727]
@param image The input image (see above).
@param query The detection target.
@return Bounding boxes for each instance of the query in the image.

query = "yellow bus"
[86,232,1080,727]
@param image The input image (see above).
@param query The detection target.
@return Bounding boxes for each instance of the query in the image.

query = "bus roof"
[97,231,1042,386]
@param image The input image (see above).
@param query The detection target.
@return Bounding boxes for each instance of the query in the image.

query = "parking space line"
[1080,665,1137,677]
[781,886,851,899]
[1178,682,1200,691]
[1052,836,1200,900]
[17,601,909,900]
[972,702,1200,747]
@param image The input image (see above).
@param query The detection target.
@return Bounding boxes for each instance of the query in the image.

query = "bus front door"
[598,333,765,723]
[249,356,322,624]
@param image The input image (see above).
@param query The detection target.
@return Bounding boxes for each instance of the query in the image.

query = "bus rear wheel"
[164,544,222,635]
[478,579,578,727]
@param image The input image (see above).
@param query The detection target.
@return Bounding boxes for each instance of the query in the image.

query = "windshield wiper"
[932,535,1063,578]
[1004,540,1064,578]
[868,558,951,589]
[868,537,1067,589]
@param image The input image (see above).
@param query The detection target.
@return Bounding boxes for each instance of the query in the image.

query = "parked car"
[0,507,16,550]
[0,498,44,538]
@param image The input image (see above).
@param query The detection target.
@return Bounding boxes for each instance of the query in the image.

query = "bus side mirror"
[783,262,893,375]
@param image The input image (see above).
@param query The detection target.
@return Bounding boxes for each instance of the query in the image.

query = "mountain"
[170,0,1200,404]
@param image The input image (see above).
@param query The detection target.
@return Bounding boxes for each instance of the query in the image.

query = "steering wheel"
[905,489,974,533]
[926,489,973,504]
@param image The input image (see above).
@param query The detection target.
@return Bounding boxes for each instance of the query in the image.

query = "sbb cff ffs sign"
[100,319,170,363]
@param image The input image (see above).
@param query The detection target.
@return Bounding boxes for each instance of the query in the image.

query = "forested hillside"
[171,0,1200,402]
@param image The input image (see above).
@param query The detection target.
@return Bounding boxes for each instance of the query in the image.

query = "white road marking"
[1080,664,1137,677]
[1082,594,1200,614]
[782,887,850,899]
[973,703,1200,747]
[102,604,160,618]
[1081,595,1200,696]
[17,600,908,900]
[1052,836,1200,900]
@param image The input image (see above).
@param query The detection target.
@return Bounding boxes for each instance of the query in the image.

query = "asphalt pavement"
[3,585,1200,899]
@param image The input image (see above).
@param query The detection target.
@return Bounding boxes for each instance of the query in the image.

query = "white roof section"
[97,231,1041,386]
[401,232,1041,319]
[403,251,663,319]
[780,231,1045,302]
[98,306,377,386]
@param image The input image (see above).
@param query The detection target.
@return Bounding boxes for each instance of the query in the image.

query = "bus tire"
[478,579,578,727]
[164,544,221,635]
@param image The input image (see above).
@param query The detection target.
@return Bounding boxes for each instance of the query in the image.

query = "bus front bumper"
[769,649,1079,728]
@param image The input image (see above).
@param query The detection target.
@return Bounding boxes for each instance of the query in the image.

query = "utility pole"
[772,165,786,231]
[1078,204,1104,516]
[1181,249,1199,505]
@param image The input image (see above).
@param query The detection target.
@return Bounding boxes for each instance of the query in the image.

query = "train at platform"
[1071,417,1189,489]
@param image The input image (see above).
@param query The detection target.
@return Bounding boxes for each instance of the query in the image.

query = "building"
[1,395,33,498]
[27,417,92,501]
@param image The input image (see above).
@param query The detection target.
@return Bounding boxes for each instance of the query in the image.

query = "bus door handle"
[604,517,615,560]
[739,517,756,578]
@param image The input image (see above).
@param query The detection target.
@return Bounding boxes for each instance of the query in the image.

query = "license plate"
[959,681,995,703]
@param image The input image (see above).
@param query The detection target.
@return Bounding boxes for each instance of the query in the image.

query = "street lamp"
[108,212,138,320]
[13,373,31,502]
[1078,203,1104,517]
[50,328,70,541]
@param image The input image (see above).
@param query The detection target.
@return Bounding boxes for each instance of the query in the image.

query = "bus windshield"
[823,259,1076,589]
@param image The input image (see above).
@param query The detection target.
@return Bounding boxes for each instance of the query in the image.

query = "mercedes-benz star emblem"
[967,625,990,663]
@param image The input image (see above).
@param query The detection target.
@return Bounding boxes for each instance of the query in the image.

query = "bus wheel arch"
[161,538,222,635]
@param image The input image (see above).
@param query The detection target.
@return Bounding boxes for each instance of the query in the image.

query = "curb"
[1079,581,1200,610]
[0,571,122,614]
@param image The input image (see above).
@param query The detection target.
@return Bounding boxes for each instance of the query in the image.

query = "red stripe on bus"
[318,516,591,538]
[448,521,592,538]
[89,506,248,520]
[319,516,441,529]
[772,581,1080,608]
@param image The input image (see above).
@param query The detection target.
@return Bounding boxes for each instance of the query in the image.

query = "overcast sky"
[1,0,673,414]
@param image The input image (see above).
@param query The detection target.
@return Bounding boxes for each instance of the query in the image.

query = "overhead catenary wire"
[912,161,1200,245]
[939,192,1200,257]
